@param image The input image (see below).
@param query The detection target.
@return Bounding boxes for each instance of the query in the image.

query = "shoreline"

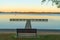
[0,12,60,14]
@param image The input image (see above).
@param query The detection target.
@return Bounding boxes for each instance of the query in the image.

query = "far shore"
[0,12,60,14]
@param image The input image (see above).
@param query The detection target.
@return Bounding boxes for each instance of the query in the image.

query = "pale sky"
[0,0,60,12]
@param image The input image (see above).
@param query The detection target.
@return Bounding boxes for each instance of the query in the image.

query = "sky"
[0,0,60,12]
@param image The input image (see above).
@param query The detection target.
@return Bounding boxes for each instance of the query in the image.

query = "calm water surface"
[0,13,60,29]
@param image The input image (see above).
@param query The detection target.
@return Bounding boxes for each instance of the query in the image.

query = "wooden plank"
[10,19,48,21]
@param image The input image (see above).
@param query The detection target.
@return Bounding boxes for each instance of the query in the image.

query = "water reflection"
[0,13,60,29]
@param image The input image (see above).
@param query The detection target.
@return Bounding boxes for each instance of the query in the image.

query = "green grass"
[0,33,17,40]
[14,35,60,40]
[0,33,60,40]
[40,35,60,40]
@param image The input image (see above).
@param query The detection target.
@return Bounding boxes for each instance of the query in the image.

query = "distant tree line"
[0,12,60,14]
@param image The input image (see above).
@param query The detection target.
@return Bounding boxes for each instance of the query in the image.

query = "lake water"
[0,13,60,29]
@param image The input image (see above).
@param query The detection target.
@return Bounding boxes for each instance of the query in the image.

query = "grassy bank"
[40,35,60,40]
[0,33,60,40]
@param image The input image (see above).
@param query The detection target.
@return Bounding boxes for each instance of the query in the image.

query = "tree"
[41,0,60,8]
